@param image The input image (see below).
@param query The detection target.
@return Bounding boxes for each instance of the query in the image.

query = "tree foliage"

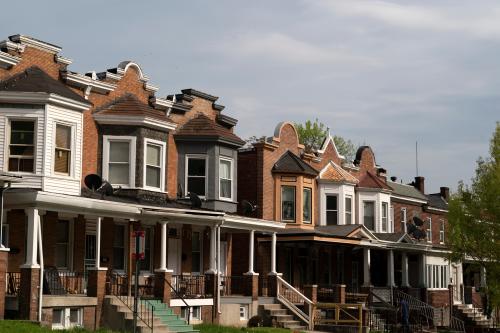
[448,122,500,307]
[295,119,357,161]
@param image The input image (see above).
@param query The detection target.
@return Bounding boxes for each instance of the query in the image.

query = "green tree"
[448,122,500,308]
[295,119,356,161]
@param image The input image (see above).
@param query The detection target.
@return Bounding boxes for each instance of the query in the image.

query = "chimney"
[377,168,387,182]
[440,187,450,201]
[390,176,397,182]
[414,176,425,193]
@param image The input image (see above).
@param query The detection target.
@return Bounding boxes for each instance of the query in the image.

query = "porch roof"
[273,224,378,242]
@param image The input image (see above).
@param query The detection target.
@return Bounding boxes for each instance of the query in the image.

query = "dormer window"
[103,135,136,187]
[54,124,72,175]
[186,155,207,197]
[144,139,166,191]
[381,202,389,232]
[8,120,35,173]
[219,158,233,200]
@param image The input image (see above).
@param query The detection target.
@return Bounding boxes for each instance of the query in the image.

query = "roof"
[175,113,245,146]
[357,171,392,190]
[279,224,377,240]
[94,94,173,122]
[374,232,413,243]
[319,161,358,183]
[0,66,89,104]
[272,151,319,176]
[388,181,428,201]
[427,193,448,211]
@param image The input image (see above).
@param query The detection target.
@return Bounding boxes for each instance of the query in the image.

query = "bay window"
[281,186,296,222]
[219,158,233,200]
[363,201,375,231]
[186,156,207,197]
[8,120,35,172]
[54,124,72,175]
[439,219,445,243]
[144,139,165,191]
[381,202,388,232]
[345,196,352,224]
[401,207,407,232]
[303,188,312,223]
[426,217,432,242]
[103,136,136,187]
[326,195,338,225]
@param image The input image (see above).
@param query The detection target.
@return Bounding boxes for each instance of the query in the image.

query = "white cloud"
[315,0,500,39]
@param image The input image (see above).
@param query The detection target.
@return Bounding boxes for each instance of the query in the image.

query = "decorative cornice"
[93,114,177,132]
[0,40,25,53]
[0,91,91,111]
[216,114,237,127]
[54,54,73,66]
[149,96,173,110]
[62,71,117,95]
[181,88,218,102]
[0,51,21,69]
[9,34,61,54]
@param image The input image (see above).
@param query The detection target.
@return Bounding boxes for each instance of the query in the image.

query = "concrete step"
[264,304,284,310]
[269,309,288,316]
[280,320,304,329]
[274,314,294,322]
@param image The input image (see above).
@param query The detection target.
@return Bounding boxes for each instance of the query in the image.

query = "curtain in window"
[55,125,71,174]
[219,160,231,199]
[303,188,312,223]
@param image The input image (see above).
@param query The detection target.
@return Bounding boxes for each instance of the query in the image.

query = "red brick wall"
[427,290,450,308]
[0,46,63,81]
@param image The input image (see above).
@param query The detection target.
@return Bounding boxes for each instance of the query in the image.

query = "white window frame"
[325,194,338,225]
[6,118,37,174]
[112,223,128,273]
[281,185,296,222]
[363,200,376,231]
[439,219,445,244]
[239,304,249,320]
[401,207,407,233]
[218,157,234,201]
[381,202,389,232]
[185,154,208,198]
[181,306,201,321]
[143,138,166,192]
[103,135,136,188]
[345,195,353,225]
[303,187,312,224]
[390,205,394,233]
[52,307,83,329]
[426,217,432,243]
[52,121,76,177]
[426,264,449,290]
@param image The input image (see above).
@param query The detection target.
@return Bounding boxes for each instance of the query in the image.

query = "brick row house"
[0,35,489,331]
[0,35,286,330]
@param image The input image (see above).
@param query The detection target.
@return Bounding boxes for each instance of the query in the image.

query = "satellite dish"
[241,200,258,216]
[413,216,424,226]
[407,223,417,234]
[189,192,202,208]
[101,181,114,196]
[84,174,103,191]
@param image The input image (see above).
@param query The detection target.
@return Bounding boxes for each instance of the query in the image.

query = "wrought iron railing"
[220,275,248,296]
[44,270,88,295]
[6,272,20,295]
[171,275,205,298]
[393,289,434,329]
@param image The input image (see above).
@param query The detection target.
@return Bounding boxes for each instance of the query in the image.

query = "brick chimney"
[414,176,425,193]
[440,187,450,201]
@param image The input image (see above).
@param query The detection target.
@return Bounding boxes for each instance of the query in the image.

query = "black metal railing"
[220,275,248,296]
[44,270,88,295]
[171,275,205,298]
[6,272,20,295]
[163,276,191,325]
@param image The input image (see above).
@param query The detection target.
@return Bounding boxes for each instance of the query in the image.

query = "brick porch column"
[87,267,107,329]
[267,273,282,297]
[0,247,9,319]
[334,284,346,304]
[154,270,173,304]
[244,273,259,300]
[204,272,218,323]
[304,284,318,303]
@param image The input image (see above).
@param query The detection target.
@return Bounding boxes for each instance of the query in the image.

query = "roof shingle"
[320,161,358,183]
[94,94,173,122]
[272,151,319,176]
[388,181,428,201]
[357,171,392,190]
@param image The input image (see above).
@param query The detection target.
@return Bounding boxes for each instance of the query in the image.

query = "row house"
[237,121,481,319]
[0,35,286,330]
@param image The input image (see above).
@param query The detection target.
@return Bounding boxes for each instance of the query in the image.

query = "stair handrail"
[394,289,435,328]
[276,275,314,330]
[368,291,397,331]
[163,276,191,324]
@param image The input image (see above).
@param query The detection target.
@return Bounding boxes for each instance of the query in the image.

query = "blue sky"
[2,0,498,193]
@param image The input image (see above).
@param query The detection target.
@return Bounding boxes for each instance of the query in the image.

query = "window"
[1,224,8,247]
[192,231,201,273]
[426,217,432,242]
[54,124,72,175]
[186,156,207,196]
[239,305,248,320]
[181,306,201,321]
[281,186,296,222]
[381,202,389,232]
[144,140,165,191]
[53,309,64,327]
[439,220,445,243]
[390,205,394,232]
[8,120,35,172]
[303,188,312,223]
[426,264,449,289]
[140,228,153,272]
[55,220,70,270]
[326,195,338,225]
[345,196,352,224]
[113,225,126,271]
[52,308,82,329]
[363,201,375,231]
[400,208,407,232]
[219,158,233,200]
[103,136,136,187]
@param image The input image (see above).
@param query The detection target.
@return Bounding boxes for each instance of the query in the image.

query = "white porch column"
[387,250,395,287]
[155,221,168,272]
[270,232,277,274]
[401,252,409,287]
[95,217,102,269]
[246,230,256,274]
[21,208,40,268]
[207,225,217,273]
[362,247,371,287]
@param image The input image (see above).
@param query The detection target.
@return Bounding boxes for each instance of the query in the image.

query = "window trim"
[426,217,432,243]
[345,195,353,225]
[303,187,312,224]
[239,304,249,320]
[185,154,208,198]
[6,118,37,174]
[139,226,154,274]
[439,219,445,244]
[53,122,75,177]
[281,185,296,222]
[102,135,137,188]
[218,157,234,201]
[325,194,338,226]
[401,207,407,233]
[143,138,166,192]
[381,202,389,232]
[363,200,376,231]
[191,230,203,275]
[55,219,74,271]
[112,223,128,273]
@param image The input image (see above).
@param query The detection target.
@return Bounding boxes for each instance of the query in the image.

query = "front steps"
[262,303,307,331]
[103,296,198,333]
[454,304,494,328]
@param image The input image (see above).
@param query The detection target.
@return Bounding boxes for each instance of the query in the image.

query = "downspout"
[216,219,224,315]
[0,183,12,247]
[38,215,44,323]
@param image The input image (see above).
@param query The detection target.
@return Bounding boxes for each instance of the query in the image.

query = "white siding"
[356,190,391,232]
[319,183,356,226]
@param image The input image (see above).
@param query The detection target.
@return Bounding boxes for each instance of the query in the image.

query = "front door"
[452,265,462,304]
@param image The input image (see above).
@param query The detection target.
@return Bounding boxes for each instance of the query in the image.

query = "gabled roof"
[427,193,448,211]
[357,171,392,190]
[94,94,172,122]
[272,150,319,176]
[388,181,428,201]
[0,66,89,104]
[279,224,378,240]
[175,113,245,147]
[319,161,358,184]
[374,232,414,243]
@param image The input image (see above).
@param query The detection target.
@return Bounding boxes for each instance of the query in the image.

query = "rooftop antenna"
[415,141,419,177]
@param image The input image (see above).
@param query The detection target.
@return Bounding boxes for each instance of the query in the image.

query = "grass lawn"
[195,324,299,333]
[0,320,118,333]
